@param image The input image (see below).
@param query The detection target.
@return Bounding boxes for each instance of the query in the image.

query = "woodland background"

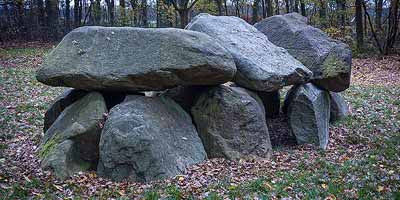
[0,0,399,55]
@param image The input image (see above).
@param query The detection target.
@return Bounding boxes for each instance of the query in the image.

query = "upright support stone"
[43,89,87,132]
[191,85,272,160]
[330,92,350,122]
[285,83,331,149]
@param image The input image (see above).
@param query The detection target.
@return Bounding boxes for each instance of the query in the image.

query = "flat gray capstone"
[285,83,330,149]
[186,13,312,92]
[43,89,87,132]
[97,95,206,182]
[37,26,237,92]
[191,85,272,160]
[330,92,350,122]
[254,13,352,92]
[39,92,107,179]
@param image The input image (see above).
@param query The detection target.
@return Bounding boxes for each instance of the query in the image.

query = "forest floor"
[0,43,399,199]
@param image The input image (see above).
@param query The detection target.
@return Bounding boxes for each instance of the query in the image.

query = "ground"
[0,43,399,199]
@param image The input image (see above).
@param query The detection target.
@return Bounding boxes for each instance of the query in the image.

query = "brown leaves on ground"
[352,55,400,86]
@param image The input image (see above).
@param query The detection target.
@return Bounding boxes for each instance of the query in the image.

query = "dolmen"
[37,13,351,182]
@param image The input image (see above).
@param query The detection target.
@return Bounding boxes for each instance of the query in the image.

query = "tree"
[300,0,306,16]
[252,0,260,24]
[355,0,363,49]
[266,0,273,16]
[105,0,115,25]
[384,0,399,54]
[65,0,71,31]
[336,0,346,27]
[171,0,199,28]
[374,0,383,29]
[45,0,60,40]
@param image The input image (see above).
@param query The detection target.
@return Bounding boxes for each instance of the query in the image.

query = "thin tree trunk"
[216,0,223,15]
[65,0,71,31]
[141,0,147,27]
[375,0,383,29]
[285,0,290,13]
[252,0,260,24]
[261,0,266,18]
[355,0,364,49]
[275,0,280,14]
[384,0,399,54]
[294,0,299,12]
[224,0,228,15]
[267,0,273,16]
[300,0,306,16]
[319,0,326,27]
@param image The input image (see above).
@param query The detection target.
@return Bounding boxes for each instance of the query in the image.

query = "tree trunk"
[375,0,383,29]
[65,0,71,31]
[319,0,326,27]
[300,0,306,16]
[294,0,299,13]
[385,0,399,54]
[120,0,126,24]
[275,0,280,14]
[355,0,364,49]
[178,9,189,28]
[74,0,80,27]
[267,0,273,16]
[285,0,290,13]
[45,0,59,40]
[224,0,228,15]
[141,0,147,27]
[261,0,266,18]
[336,0,346,27]
[252,0,260,24]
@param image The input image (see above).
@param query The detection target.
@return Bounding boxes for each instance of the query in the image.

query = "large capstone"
[36,26,237,92]
[43,89,87,132]
[330,92,350,122]
[191,85,272,160]
[254,13,352,92]
[285,83,330,149]
[97,95,206,182]
[186,13,312,92]
[39,92,107,180]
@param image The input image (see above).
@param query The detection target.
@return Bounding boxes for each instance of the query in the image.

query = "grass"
[0,46,399,199]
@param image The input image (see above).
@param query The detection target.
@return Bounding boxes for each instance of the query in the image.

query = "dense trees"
[0,0,399,54]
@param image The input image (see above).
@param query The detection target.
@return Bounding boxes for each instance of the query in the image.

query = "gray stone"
[330,92,350,122]
[39,92,107,179]
[97,95,206,182]
[186,13,312,92]
[254,13,352,92]
[41,140,92,180]
[191,85,272,160]
[285,83,330,149]
[36,26,236,92]
[43,89,87,132]
[257,91,280,118]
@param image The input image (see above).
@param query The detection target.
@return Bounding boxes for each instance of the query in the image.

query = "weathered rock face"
[257,91,281,118]
[254,13,352,92]
[285,83,330,149]
[330,92,350,122]
[186,13,312,92]
[97,95,206,182]
[41,140,92,180]
[36,26,237,92]
[43,89,87,132]
[191,85,272,160]
[39,92,107,179]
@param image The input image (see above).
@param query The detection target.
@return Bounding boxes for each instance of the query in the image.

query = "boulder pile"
[37,13,351,182]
